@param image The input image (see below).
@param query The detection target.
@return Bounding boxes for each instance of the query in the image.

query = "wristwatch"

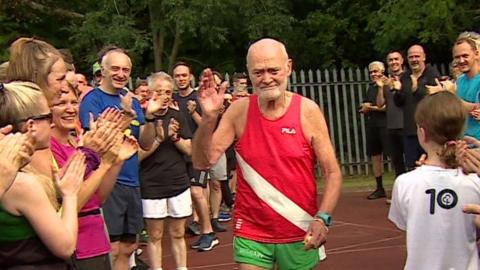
[314,211,332,227]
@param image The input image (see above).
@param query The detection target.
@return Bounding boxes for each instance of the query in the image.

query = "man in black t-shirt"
[139,72,195,269]
[171,62,219,251]
[392,45,440,170]
[360,61,388,200]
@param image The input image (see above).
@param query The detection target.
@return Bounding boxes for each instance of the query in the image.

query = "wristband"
[145,117,155,122]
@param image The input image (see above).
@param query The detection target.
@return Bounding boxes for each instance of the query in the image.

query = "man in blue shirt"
[79,47,160,270]
[454,36,480,139]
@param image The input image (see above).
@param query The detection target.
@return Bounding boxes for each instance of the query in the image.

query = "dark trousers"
[387,129,406,177]
[403,134,424,170]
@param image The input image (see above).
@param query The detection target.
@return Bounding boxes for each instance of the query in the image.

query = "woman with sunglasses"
[50,85,138,270]
[0,81,86,269]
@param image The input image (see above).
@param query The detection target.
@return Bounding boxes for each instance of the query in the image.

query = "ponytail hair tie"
[446,140,457,146]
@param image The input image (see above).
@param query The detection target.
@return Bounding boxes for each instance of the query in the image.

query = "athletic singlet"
[0,207,66,269]
[234,93,317,243]
[0,206,35,241]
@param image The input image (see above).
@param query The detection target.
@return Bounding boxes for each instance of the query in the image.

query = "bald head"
[246,38,289,67]
[407,44,426,73]
[102,50,132,67]
[408,45,425,55]
[245,38,292,102]
[100,50,132,92]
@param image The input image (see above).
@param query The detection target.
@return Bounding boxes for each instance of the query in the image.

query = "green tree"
[367,0,480,63]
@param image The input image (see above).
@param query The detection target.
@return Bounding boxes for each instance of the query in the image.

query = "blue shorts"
[103,183,143,240]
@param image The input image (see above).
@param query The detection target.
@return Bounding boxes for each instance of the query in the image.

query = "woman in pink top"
[50,87,138,270]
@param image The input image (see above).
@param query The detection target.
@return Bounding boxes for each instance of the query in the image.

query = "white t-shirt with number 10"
[389,165,480,270]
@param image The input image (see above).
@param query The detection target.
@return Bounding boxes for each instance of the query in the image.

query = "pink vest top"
[50,137,110,259]
[234,93,318,243]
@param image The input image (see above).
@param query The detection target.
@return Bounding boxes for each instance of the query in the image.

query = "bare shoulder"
[300,96,323,120]
[223,97,250,123]
[227,97,250,114]
[1,172,43,214]
[221,97,250,138]
[5,172,40,195]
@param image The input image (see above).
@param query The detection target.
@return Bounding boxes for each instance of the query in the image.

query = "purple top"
[50,136,110,259]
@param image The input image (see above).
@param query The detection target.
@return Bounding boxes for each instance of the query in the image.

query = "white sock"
[153,268,163,270]
[176,267,187,270]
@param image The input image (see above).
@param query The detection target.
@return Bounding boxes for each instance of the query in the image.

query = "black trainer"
[191,232,219,251]
[186,221,201,235]
[198,232,219,251]
[367,188,386,200]
[211,218,227,232]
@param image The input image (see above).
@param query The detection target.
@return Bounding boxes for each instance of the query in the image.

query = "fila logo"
[281,127,296,135]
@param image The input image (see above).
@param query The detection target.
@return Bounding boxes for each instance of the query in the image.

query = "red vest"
[234,93,318,243]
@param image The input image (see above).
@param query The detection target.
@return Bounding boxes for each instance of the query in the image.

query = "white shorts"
[142,188,192,219]
[203,153,228,181]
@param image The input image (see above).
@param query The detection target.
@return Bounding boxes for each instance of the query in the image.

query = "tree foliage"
[1,0,479,78]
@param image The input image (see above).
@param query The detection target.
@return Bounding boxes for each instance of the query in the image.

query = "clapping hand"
[187,100,196,115]
[375,76,391,89]
[425,79,443,95]
[80,121,118,156]
[146,92,167,117]
[0,129,35,195]
[101,132,139,165]
[456,137,480,175]
[54,152,86,197]
[168,118,180,139]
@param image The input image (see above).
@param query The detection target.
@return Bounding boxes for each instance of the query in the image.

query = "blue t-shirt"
[79,88,145,186]
[457,73,480,139]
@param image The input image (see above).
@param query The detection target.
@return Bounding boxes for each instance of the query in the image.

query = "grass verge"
[318,171,396,192]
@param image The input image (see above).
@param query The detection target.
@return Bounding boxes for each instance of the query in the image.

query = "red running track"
[138,191,406,270]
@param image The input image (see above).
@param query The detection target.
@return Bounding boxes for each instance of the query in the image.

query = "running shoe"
[186,221,201,236]
[367,188,386,200]
[218,211,232,222]
[211,218,227,232]
[193,232,219,251]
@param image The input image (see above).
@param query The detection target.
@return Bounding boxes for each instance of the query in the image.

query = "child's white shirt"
[389,165,480,270]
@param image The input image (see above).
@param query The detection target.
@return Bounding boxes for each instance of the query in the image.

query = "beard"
[258,88,283,102]
[256,78,288,102]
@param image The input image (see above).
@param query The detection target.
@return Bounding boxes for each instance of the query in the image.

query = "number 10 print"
[425,189,458,214]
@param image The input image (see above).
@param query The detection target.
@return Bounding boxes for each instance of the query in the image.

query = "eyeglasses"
[18,112,53,123]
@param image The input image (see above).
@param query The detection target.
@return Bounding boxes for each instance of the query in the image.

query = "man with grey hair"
[192,38,342,270]
[79,47,163,270]
[139,72,192,270]
[360,61,388,200]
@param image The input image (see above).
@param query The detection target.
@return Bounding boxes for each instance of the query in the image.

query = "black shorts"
[366,126,388,156]
[187,162,207,188]
[103,183,143,240]
[70,253,112,270]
